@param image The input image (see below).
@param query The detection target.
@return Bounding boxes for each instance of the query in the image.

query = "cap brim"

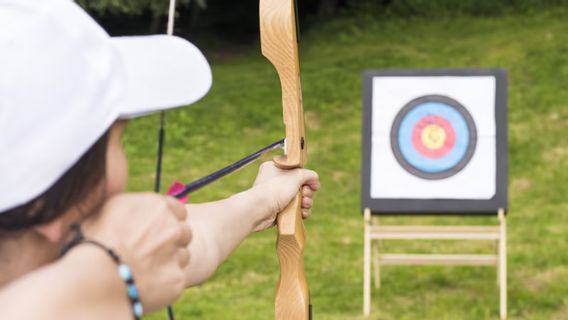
[111,35,212,119]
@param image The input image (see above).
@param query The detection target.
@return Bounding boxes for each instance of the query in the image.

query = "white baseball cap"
[0,0,213,212]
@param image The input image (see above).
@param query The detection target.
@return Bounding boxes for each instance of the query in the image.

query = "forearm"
[184,186,267,286]
[0,246,130,320]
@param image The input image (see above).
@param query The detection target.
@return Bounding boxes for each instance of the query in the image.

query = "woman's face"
[105,121,128,197]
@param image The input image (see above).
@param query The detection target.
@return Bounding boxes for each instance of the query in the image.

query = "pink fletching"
[167,181,188,203]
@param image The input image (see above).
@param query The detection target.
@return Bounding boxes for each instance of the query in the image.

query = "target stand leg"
[363,208,372,317]
[498,208,507,320]
[372,237,381,289]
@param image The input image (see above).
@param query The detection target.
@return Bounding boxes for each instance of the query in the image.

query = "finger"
[177,224,192,247]
[302,208,311,219]
[166,196,188,221]
[307,179,321,191]
[178,248,191,268]
[300,170,321,191]
[302,197,313,209]
[301,186,313,198]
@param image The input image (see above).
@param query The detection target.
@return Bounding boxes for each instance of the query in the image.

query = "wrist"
[229,186,270,233]
[62,245,131,316]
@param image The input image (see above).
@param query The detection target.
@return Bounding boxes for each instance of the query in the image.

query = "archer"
[0,0,320,319]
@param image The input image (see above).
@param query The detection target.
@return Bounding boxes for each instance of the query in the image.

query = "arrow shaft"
[172,139,285,199]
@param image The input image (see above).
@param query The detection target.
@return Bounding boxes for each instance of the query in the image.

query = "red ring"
[411,115,456,159]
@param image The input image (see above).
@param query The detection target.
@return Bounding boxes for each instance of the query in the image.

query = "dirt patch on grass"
[511,177,532,193]
[544,146,568,162]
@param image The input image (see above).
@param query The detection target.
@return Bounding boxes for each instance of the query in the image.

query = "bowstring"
[154,1,177,320]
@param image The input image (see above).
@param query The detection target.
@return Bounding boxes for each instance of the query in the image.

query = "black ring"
[390,94,477,180]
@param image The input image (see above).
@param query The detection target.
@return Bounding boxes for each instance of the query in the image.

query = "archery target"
[390,95,477,180]
[369,76,497,200]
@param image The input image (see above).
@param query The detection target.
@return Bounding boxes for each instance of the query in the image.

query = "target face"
[390,95,477,180]
[361,69,508,214]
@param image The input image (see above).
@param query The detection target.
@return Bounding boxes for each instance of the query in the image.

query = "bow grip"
[275,192,310,319]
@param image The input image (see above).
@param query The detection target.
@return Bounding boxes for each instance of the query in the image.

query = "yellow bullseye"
[421,124,446,150]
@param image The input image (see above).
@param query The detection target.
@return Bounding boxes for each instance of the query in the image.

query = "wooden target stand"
[361,69,508,319]
[362,208,507,320]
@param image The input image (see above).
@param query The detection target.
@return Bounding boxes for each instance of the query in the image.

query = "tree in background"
[77,0,206,33]
[317,0,347,18]
[78,0,348,37]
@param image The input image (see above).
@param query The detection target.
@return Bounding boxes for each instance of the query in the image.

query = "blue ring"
[390,95,477,180]
[398,102,469,173]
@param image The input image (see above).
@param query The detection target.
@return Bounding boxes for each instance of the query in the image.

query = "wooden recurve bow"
[259,0,311,319]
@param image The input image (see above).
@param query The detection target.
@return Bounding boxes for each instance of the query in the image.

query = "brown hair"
[0,131,110,231]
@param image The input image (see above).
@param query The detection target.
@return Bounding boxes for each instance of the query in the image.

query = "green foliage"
[350,0,568,17]
[122,7,568,320]
[76,0,203,16]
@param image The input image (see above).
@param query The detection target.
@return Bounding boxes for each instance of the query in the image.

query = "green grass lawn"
[129,8,568,320]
